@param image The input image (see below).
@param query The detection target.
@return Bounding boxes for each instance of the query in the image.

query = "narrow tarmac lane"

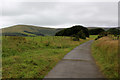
[45,40,104,78]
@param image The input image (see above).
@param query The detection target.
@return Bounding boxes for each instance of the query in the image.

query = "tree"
[89,28,105,35]
[55,25,89,39]
[70,25,89,38]
[99,32,108,36]
[107,28,120,36]
[77,30,86,39]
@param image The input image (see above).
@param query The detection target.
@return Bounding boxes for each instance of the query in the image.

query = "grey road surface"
[45,40,104,78]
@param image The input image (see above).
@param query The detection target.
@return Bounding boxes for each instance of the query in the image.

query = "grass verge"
[92,36,119,78]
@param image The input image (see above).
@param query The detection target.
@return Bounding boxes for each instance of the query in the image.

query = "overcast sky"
[0,0,119,28]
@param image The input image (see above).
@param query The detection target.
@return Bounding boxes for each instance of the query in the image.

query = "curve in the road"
[45,40,104,78]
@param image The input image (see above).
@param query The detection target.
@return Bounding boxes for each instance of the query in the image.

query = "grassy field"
[92,36,119,78]
[89,35,98,39]
[2,25,62,36]
[2,36,91,78]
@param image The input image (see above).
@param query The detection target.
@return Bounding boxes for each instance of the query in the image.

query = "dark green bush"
[89,28,105,35]
[55,25,89,39]
[77,30,86,39]
[73,36,79,41]
[107,28,120,36]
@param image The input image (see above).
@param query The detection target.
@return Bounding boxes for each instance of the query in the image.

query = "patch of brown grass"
[92,36,119,78]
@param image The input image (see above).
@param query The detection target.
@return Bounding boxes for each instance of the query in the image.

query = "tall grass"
[2,36,91,78]
[92,36,119,78]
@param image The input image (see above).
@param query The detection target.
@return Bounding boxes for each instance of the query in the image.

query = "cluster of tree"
[95,28,120,40]
[88,28,105,35]
[55,25,89,40]
[107,28,120,36]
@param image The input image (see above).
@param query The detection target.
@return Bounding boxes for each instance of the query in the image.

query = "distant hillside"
[1,25,119,36]
[2,25,62,36]
[87,27,119,31]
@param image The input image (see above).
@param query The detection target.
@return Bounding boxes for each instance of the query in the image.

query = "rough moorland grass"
[92,36,119,78]
[2,36,91,78]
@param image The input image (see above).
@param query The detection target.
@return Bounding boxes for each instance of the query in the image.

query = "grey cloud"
[0,2,118,28]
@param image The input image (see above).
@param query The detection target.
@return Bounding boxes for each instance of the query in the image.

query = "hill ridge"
[2,25,62,36]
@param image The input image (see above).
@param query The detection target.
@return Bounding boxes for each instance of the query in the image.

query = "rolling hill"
[1,25,119,36]
[87,27,119,31]
[2,25,62,36]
